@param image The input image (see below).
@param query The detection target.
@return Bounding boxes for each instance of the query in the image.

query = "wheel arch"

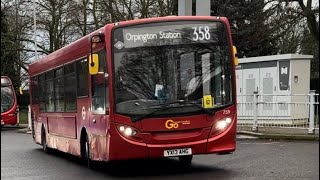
[80,126,90,158]
[80,126,88,144]
[41,123,47,141]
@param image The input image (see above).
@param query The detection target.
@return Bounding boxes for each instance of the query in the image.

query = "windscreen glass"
[113,21,233,116]
[1,85,14,113]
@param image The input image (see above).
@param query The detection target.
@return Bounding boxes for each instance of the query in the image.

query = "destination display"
[113,21,225,50]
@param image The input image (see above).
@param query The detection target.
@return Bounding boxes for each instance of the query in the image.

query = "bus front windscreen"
[1,86,14,113]
[113,21,234,117]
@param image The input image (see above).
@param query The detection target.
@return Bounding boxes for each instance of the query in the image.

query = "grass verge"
[18,109,28,124]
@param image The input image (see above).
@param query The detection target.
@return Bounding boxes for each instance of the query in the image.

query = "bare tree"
[36,0,81,52]
[268,0,319,77]
[1,0,32,88]
[73,0,90,36]
[277,0,319,45]
[156,0,176,16]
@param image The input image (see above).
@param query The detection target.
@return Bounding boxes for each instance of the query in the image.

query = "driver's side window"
[91,49,109,114]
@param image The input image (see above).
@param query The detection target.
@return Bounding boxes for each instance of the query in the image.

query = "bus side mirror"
[89,54,99,75]
[233,46,238,66]
[231,26,238,46]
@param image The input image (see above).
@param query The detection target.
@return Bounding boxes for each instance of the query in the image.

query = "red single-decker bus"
[29,16,238,166]
[1,76,18,127]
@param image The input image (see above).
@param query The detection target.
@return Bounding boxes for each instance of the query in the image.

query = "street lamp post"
[33,0,37,60]
[29,0,37,131]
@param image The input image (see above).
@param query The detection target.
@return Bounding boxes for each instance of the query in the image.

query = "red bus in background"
[29,16,237,167]
[1,76,18,127]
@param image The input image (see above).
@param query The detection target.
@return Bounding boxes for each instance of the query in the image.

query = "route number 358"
[192,26,211,41]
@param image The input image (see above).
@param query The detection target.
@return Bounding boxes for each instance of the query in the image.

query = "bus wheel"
[81,135,92,168]
[179,155,193,166]
[41,127,50,153]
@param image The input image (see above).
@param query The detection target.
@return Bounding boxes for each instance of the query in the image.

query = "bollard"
[17,106,20,125]
[308,90,316,134]
[252,91,259,132]
[28,105,32,130]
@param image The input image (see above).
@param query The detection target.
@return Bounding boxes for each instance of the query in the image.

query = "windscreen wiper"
[131,105,171,122]
[170,100,215,116]
[131,100,215,122]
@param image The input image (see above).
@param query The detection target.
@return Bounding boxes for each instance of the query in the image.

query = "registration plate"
[164,148,192,157]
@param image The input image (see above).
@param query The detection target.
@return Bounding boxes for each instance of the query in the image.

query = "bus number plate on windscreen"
[164,148,192,157]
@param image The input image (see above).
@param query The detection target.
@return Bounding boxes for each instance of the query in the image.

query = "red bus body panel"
[1,76,18,126]
[108,105,237,161]
[29,16,237,162]
[1,111,18,125]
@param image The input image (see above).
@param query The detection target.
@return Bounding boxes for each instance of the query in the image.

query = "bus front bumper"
[0,116,17,126]
[108,123,236,161]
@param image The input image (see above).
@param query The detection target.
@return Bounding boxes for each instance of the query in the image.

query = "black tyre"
[41,127,50,153]
[179,155,193,166]
[81,135,92,168]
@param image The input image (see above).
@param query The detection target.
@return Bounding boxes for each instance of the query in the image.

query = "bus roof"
[1,76,12,85]
[28,26,105,76]
[28,16,227,76]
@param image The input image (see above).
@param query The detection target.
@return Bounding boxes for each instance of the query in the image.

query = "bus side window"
[77,59,88,97]
[38,74,46,112]
[31,76,39,104]
[45,71,54,112]
[64,63,77,112]
[54,67,65,112]
[91,49,109,113]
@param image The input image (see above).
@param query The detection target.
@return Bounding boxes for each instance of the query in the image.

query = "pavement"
[237,130,319,141]
[10,124,320,141]
[3,124,32,134]
[238,126,319,141]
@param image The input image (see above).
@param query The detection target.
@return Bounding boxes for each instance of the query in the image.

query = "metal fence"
[237,90,319,134]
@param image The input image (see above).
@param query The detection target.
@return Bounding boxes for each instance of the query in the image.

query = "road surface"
[1,128,319,180]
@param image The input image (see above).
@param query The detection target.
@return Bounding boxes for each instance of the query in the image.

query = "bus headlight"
[119,126,137,136]
[124,128,133,136]
[225,117,232,124]
[216,121,228,130]
[119,126,125,132]
[215,117,232,130]
[209,116,234,137]
[117,124,142,142]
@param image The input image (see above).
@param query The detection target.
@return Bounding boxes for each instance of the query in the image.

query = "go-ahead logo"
[165,119,190,129]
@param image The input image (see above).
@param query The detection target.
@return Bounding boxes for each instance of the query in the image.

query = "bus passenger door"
[90,70,108,130]
[88,49,109,160]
